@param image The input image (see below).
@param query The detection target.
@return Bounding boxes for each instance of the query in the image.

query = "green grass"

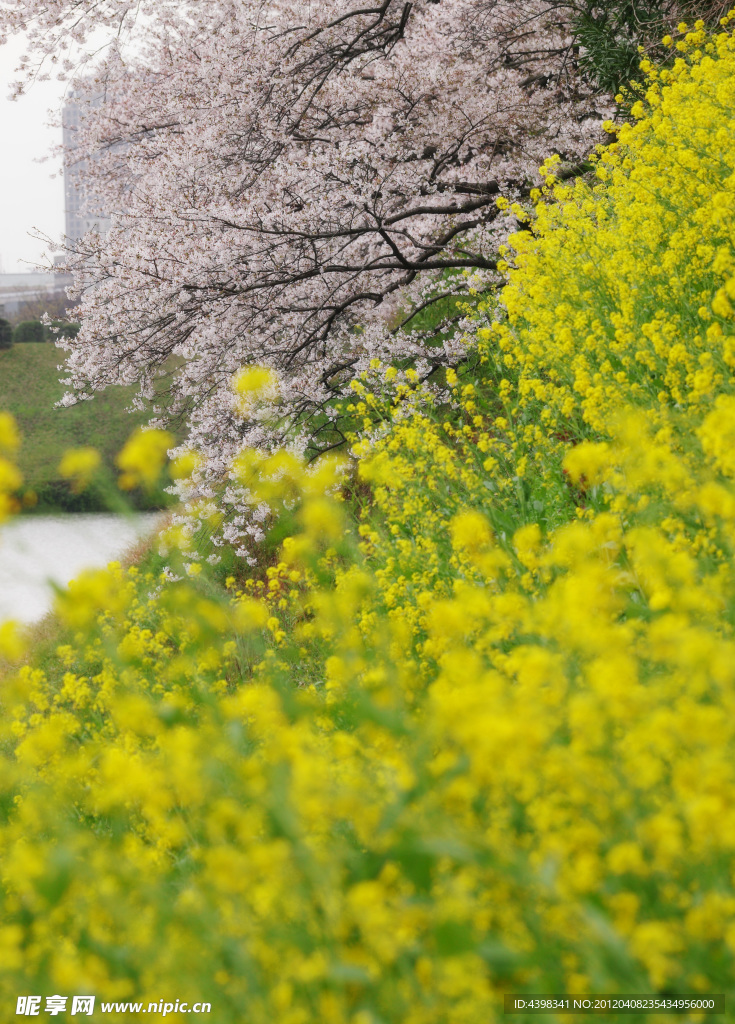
[0,343,174,512]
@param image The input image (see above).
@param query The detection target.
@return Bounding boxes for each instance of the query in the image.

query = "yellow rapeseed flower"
[116,427,174,489]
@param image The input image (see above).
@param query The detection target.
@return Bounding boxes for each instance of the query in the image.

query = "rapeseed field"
[1,13,734,1021]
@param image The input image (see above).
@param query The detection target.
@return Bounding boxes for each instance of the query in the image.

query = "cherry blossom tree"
[3,0,710,550]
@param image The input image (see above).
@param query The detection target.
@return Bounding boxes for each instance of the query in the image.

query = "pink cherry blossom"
[3,0,618,551]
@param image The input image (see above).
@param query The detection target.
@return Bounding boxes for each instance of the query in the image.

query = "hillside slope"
[0,344,172,510]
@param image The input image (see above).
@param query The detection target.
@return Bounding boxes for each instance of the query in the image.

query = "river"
[0,513,160,624]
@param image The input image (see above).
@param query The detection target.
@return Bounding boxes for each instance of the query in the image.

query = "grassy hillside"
[0,343,173,511]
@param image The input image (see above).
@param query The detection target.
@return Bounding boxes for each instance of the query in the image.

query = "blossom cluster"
[1,0,623,553]
[1,15,735,1021]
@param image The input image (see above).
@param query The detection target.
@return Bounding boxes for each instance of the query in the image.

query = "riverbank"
[0,343,176,512]
[0,511,162,624]
[0,509,171,687]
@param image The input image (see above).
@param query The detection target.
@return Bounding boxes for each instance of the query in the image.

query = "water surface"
[0,513,159,624]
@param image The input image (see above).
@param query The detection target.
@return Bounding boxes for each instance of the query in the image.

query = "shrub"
[0,318,12,350]
[12,320,46,344]
[47,320,80,340]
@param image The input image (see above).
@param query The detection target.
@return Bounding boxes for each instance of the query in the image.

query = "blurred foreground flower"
[58,447,101,494]
[170,449,203,480]
[0,412,20,455]
[116,428,174,490]
[0,620,25,662]
[231,365,279,417]
[0,432,22,522]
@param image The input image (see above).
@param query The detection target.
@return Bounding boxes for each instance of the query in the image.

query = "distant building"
[0,271,73,320]
[62,89,112,244]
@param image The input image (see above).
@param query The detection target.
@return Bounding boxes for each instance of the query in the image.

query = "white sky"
[0,34,67,273]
